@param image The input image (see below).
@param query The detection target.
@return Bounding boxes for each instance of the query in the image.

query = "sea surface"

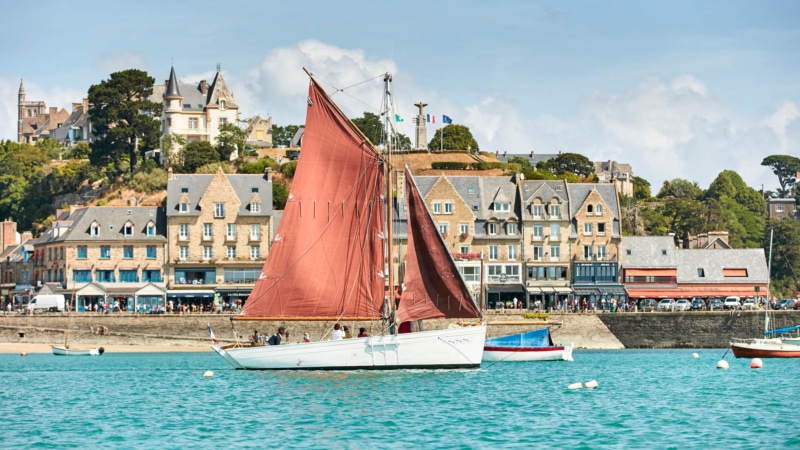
[1,349,798,449]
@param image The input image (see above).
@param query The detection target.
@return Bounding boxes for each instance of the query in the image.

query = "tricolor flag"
[395,114,404,122]
[426,114,435,123]
[207,323,218,344]
[442,115,453,124]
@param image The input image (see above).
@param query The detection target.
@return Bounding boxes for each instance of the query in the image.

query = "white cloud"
[93,51,150,74]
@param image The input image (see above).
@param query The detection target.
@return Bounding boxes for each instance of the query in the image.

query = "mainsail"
[240,77,385,319]
[397,167,482,322]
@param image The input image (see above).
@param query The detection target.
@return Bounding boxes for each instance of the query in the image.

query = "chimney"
[1,220,17,249]
[201,80,208,95]
[21,231,33,243]
[49,107,57,117]
[82,98,88,112]
[265,167,273,182]
[168,167,174,180]
[503,151,507,157]
[530,150,535,158]
[72,103,82,112]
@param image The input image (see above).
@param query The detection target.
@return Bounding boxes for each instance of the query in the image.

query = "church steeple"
[18,79,25,96]
[165,66,181,98]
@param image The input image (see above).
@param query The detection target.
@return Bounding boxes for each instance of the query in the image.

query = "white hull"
[782,337,800,346]
[483,343,574,362]
[212,324,486,370]
[51,346,102,356]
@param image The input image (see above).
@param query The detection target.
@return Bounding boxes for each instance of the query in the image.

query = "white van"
[28,294,66,312]
[723,296,741,310]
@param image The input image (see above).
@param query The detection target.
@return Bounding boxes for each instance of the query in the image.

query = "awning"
[539,287,555,293]
[526,287,541,293]
[487,283,525,293]
[553,287,573,293]
[167,290,215,299]
[624,269,676,277]
[598,287,627,296]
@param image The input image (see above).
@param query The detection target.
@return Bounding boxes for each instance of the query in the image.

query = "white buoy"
[750,358,763,369]
[20,352,26,357]
[203,370,214,378]
[583,380,598,389]
[692,353,699,359]
[716,360,729,369]
[567,382,583,390]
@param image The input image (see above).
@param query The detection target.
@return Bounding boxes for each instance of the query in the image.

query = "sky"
[1,0,798,193]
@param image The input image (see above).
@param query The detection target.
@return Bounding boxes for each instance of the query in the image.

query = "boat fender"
[583,380,598,389]
[716,360,729,369]
[203,371,214,378]
[692,353,699,359]
[567,382,582,390]
[750,358,762,369]
[98,347,105,355]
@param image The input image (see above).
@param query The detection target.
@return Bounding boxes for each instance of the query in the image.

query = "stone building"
[567,183,626,307]
[48,98,93,148]
[766,197,798,221]
[152,66,240,160]
[594,160,633,198]
[17,79,70,144]
[518,179,573,309]
[246,116,273,148]
[165,168,273,307]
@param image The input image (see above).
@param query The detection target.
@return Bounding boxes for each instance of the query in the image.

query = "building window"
[550,245,560,259]
[444,202,453,214]
[507,223,517,235]
[189,118,198,129]
[532,205,543,218]
[438,223,448,234]
[96,270,115,283]
[214,203,225,218]
[533,245,543,261]
[583,223,593,235]
[597,246,607,260]
[596,204,603,215]
[179,246,188,260]
[549,204,560,218]
[203,246,213,260]
[776,204,784,212]
[220,100,226,110]
[180,202,189,213]
[508,245,517,260]
[433,202,442,214]
[251,202,260,213]
[220,117,227,126]
[458,266,480,282]
[147,222,155,236]
[584,245,593,259]
[179,224,189,240]
[598,223,606,235]
[143,270,161,282]
[488,223,497,235]
[697,268,705,277]
[489,245,498,260]
[203,223,213,240]
[90,223,100,236]
[119,270,138,283]
[227,224,236,240]
[123,222,133,236]
[146,246,157,259]
[227,246,236,259]
[460,245,470,253]
[73,270,92,283]
[250,246,260,259]
[533,224,543,240]
[123,246,133,259]
[587,205,594,215]
[459,223,469,234]
[250,224,260,240]
[100,246,110,259]
[550,224,560,240]
[494,202,510,212]
[77,246,87,259]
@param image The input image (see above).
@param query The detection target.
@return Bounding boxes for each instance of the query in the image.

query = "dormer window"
[532,205,543,218]
[549,204,560,218]
[180,202,189,213]
[494,202,510,212]
[488,223,498,235]
[251,202,260,213]
[181,187,188,193]
[90,222,100,237]
[214,202,225,218]
[220,100,227,110]
[123,222,134,236]
[146,222,156,236]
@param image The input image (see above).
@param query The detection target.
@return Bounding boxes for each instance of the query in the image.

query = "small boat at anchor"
[483,328,573,362]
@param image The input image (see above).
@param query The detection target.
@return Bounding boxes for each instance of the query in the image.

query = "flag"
[395,114,404,122]
[207,323,218,344]
[426,114,435,123]
[442,115,453,124]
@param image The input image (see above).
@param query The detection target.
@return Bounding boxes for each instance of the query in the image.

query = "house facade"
[165,169,273,308]
[17,79,70,144]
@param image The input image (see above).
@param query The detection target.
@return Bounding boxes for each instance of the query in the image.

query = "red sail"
[397,167,482,322]
[240,78,385,319]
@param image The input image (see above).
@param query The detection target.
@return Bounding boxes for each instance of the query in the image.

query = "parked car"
[775,299,795,310]
[657,298,675,311]
[742,298,757,310]
[690,298,706,311]
[723,296,741,310]
[640,299,657,311]
[674,299,691,311]
[795,300,800,310]
[708,298,723,310]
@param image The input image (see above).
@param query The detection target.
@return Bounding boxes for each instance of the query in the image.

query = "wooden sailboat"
[51,290,104,356]
[212,70,485,370]
[730,229,800,358]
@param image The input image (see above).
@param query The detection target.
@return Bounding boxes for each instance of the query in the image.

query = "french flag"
[207,323,218,344]
[426,114,435,123]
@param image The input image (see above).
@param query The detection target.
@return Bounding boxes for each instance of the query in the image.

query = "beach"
[0,342,211,354]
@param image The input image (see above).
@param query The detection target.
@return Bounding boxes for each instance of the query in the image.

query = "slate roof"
[166,173,272,217]
[519,180,569,220]
[619,236,677,268]
[676,249,769,283]
[49,207,168,242]
[567,183,621,237]
[495,152,559,166]
[151,67,237,112]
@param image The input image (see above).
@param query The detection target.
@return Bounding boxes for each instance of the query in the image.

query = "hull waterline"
[51,346,103,356]
[482,343,574,362]
[730,340,800,358]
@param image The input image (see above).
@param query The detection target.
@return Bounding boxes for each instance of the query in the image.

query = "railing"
[452,252,482,260]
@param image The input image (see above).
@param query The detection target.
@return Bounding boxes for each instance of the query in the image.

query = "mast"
[765,228,773,335]
[384,73,395,318]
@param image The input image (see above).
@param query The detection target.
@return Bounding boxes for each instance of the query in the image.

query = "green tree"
[239,156,278,175]
[180,141,219,173]
[273,183,289,210]
[271,124,302,148]
[161,133,187,168]
[657,178,702,199]
[352,112,384,146]
[538,153,594,178]
[632,176,652,200]
[766,219,800,298]
[429,124,479,152]
[661,198,707,238]
[761,155,800,198]
[88,69,162,173]
[35,136,65,160]
[216,122,248,161]
[63,141,92,159]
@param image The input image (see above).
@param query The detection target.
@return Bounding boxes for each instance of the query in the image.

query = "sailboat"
[483,328,574,362]
[730,229,800,358]
[51,291,104,356]
[212,70,486,370]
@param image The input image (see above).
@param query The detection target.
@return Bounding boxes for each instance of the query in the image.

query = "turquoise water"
[1,350,799,449]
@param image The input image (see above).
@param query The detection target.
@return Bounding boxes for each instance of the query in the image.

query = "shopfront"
[167,290,215,312]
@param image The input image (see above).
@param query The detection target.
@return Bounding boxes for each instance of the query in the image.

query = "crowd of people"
[249,323,370,346]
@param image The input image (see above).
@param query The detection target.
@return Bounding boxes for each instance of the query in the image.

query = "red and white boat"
[483,328,573,362]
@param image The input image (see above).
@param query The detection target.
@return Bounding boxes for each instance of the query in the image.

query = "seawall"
[2,310,798,349]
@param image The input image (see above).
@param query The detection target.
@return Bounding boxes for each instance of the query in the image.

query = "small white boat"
[483,328,574,362]
[51,346,104,356]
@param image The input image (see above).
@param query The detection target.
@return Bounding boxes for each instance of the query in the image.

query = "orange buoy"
[750,358,763,369]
